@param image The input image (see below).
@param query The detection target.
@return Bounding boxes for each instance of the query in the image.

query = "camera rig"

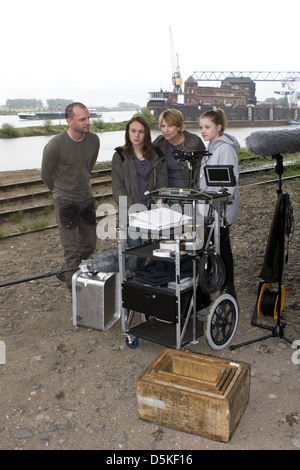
[172,149,211,188]
[172,149,211,162]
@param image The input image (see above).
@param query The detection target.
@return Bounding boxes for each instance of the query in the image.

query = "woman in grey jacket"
[153,109,205,188]
[199,108,240,298]
[112,116,167,245]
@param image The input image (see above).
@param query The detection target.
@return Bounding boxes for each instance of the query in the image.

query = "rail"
[1,164,299,239]
[0,168,112,191]
[0,177,112,209]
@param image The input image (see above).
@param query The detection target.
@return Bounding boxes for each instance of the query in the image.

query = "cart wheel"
[125,336,139,349]
[204,293,238,350]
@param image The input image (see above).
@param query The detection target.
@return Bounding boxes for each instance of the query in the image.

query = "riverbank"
[0,120,128,139]
[0,118,294,139]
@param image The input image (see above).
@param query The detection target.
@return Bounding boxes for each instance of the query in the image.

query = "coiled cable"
[198,248,226,294]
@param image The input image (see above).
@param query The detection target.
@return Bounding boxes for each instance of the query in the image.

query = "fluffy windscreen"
[246,128,300,156]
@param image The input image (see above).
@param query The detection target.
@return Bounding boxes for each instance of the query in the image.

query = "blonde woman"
[153,109,205,188]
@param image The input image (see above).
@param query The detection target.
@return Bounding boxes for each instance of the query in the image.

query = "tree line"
[4,99,141,111]
[4,99,73,110]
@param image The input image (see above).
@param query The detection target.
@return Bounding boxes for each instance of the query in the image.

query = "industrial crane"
[274,72,300,107]
[169,27,183,93]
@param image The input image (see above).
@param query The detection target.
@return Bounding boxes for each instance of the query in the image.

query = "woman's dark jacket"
[112,146,168,210]
[152,130,205,188]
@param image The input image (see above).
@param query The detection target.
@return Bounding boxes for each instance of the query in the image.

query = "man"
[42,102,100,294]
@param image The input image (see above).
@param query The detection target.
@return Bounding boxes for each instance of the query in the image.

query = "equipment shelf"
[117,190,239,350]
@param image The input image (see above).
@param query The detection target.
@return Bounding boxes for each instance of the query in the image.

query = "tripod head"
[172,149,211,163]
[172,149,211,188]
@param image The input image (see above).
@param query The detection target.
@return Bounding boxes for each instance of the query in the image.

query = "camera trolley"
[117,188,239,351]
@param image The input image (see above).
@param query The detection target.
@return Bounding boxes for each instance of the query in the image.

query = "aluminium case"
[72,270,121,331]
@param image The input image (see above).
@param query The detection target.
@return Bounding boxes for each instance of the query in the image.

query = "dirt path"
[0,171,300,451]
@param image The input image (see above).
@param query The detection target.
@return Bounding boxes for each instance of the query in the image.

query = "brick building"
[184,75,256,106]
[147,75,299,123]
[148,76,256,108]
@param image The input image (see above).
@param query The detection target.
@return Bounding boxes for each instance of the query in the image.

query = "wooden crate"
[136,348,250,442]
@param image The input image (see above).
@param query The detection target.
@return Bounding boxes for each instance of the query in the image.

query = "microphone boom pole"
[0,267,78,288]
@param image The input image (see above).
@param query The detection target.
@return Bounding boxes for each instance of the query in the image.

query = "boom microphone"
[245,128,300,157]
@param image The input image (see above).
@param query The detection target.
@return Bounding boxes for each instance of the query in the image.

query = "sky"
[1,0,299,108]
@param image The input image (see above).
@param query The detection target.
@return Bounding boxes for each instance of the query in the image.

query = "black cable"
[198,248,226,294]
[284,193,294,264]
[259,287,279,318]
[0,267,78,288]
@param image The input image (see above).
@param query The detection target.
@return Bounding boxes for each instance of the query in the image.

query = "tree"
[46,99,73,111]
[5,99,43,109]
[265,96,288,106]
[117,102,140,110]
[133,107,155,127]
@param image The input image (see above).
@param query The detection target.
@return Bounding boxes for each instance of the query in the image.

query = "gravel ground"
[0,172,300,452]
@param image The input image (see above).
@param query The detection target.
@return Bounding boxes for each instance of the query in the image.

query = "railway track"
[0,168,116,238]
[1,163,299,239]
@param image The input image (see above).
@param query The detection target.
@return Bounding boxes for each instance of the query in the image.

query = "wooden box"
[136,348,250,442]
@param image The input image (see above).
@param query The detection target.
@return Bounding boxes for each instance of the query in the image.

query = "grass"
[28,216,49,230]
[43,203,54,215]
[292,179,300,191]
[282,161,300,177]
[0,120,128,138]
[0,108,153,139]
[238,148,253,160]
[238,149,300,171]
[0,118,128,139]
[9,209,24,222]
[17,224,29,232]
[0,122,68,138]
[17,216,49,233]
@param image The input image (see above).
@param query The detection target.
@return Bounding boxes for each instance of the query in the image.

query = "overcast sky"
[1,0,299,108]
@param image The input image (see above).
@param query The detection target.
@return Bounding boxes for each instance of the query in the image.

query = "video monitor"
[204,165,236,187]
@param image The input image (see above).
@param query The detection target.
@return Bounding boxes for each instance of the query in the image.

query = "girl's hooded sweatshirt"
[199,133,240,225]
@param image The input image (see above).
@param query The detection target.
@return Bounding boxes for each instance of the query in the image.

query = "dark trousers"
[54,197,97,290]
[220,226,234,287]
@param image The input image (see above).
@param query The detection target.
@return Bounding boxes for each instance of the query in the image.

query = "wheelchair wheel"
[204,293,238,350]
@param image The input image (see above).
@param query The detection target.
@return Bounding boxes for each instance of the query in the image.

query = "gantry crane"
[192,71,300,82]
[192,71,300,106]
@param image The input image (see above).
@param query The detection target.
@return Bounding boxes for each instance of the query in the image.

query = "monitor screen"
[204,165,236,187]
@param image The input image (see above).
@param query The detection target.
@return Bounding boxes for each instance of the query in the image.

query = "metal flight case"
[117,188,239,350]
[72,271,121,331]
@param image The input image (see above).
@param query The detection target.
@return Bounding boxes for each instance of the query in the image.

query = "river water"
[0,112,294,171]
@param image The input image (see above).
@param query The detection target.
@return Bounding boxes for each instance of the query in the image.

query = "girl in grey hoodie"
[199,108,240,298]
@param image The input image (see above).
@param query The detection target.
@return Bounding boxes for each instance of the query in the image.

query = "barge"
[18,110,102,120]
